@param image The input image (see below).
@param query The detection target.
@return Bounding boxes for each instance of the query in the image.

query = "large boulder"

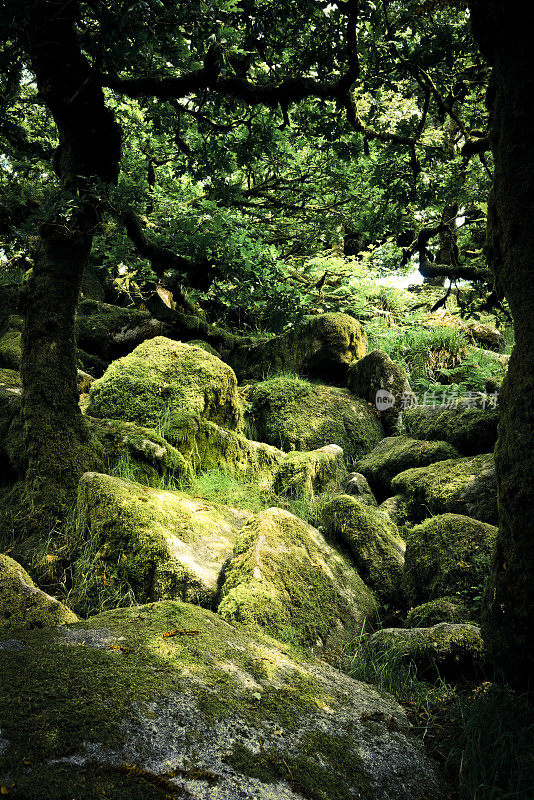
[365,623,486,679]
[347,350,415,434]
[355,436,460,499]
[0,601,445,800]
[218,507,378,653]
[72,472,249,615]
[403,513,498,607]
[0,554,78,631]
[87,336,244,433]
[246,376,383,466]
[232,312,368,382]
[320,495,405,605]
[402,402,499,455]
[391,453,497,525]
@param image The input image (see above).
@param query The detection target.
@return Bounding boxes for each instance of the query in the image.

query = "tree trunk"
[20,222,100,518]
[19,0,121,525]
[469,1,534,686]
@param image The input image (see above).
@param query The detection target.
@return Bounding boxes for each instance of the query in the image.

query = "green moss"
[186,338,220,356]
[218,507,377,651]
[403,513,498,607]
[87,336,244,434]
[71,472,243,615]
[320,495,405,604]
[391,453,497,524]
[247,376,383,466]
[356,435,460,499]
[273,445,346,499]
[403,403,499,455]
[225,731,371,800]
[0,553,78,631]
[405,597,471,628]
[0,368,21,387]
[0,328,22,369]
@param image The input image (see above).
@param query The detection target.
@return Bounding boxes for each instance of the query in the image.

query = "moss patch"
[218,507,378,653]
[87,336,244,434]
[247,376,383,466]
[71,472,247,615]
[273,445,346,499]
[403,513,498,607]
[356,435,459,499]
[405,597,471,628]
[321,495,405,605]
[391,453,497,524]
[403,403,499,455]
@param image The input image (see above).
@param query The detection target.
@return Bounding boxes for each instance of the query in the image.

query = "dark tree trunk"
[19,0,121,524]
[469,1,534,687]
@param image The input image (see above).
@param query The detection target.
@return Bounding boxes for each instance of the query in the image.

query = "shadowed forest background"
[0,1,533,799]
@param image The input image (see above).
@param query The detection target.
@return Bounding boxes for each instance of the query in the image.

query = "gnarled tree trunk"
[469,1,534,687]
[19,0,121,524]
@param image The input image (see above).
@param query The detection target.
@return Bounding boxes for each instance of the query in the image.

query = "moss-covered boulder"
[218,507,378,653]
[273,444,346,498]
[342,472,377,506]
[88,417,193,487]
[405,597,471,628]
[232,312,368,383]
[321,495,405,605]
[73,472,249,616]
[0,315,23,370]
[365,623,486,679]
[0,554,78,631]
[0,601,445,800]
[391,454,497,525]
[403,513,498,607]
[246,376,383,466]
[87,336,244,433]
[378,495,409,527]
[75,299,162,362]
[347,350,415,434]
[402,402,499,455]
[355,436,460,499]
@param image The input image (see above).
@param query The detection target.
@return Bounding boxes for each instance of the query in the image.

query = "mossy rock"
[355,436,460,499]
[366,622,486,680]
[186,338,220,357]
[402,403,499,455]
[232,312,368,383]
[0,320,22,370]
[87,336,244,434]
[378,495,409,527]
[391,453,497,525]
[405,597,471,628]
[218,507,378,653]
[347,350,415,434]
[88,416,193,487]
[169,413,284,483]
[72,472,248,616]
[246,376,383,466]
[273,444,346,499]
[75,299,157,361]
[342,472,377,506]
[403,513,498,607]
[0,554,78,631]
[0,601,445,800]
[320,495,405,605]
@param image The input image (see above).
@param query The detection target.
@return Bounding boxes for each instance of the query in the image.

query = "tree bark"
[469,1,534,687]
[19,0,121,524]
